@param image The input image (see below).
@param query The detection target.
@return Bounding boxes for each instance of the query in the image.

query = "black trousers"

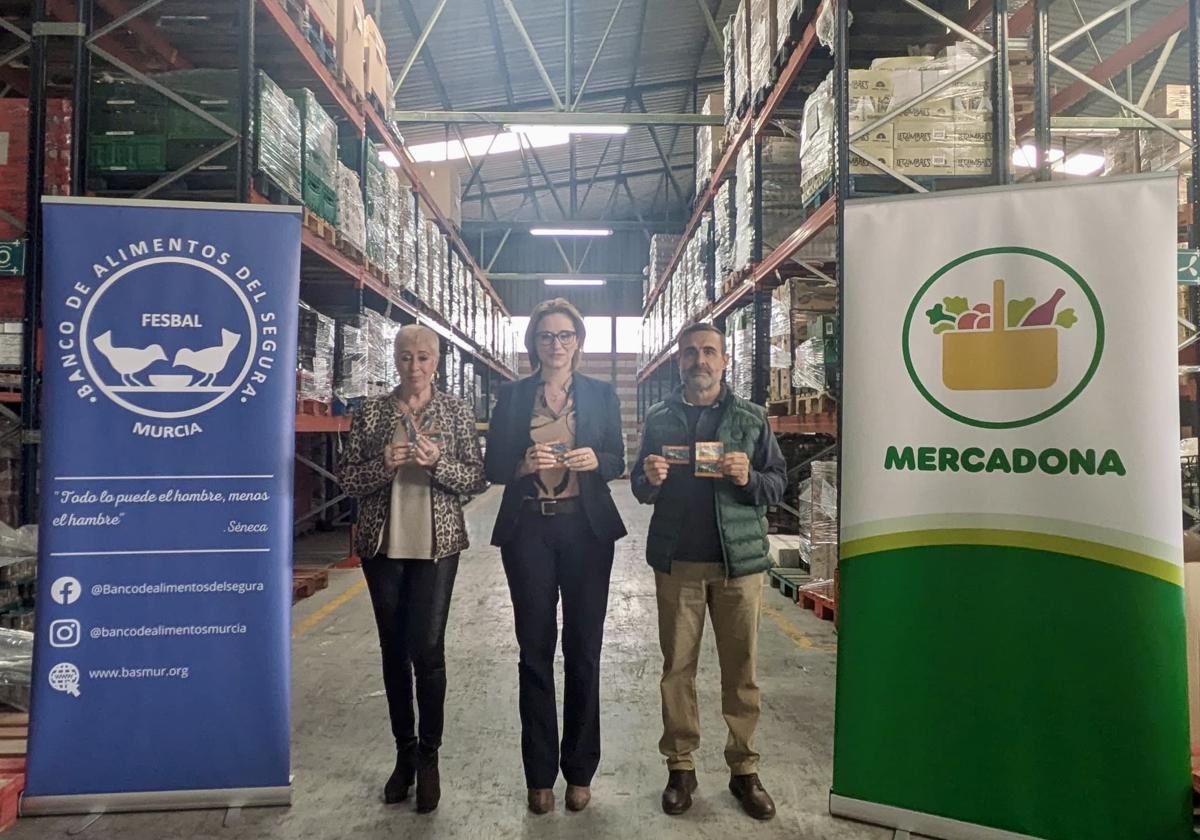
[501,509,615,789]
[362,553,460,761]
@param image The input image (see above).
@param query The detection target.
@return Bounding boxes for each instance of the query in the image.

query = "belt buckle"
[539,500,556,517]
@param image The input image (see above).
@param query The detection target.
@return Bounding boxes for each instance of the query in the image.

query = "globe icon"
[48,662,81,697]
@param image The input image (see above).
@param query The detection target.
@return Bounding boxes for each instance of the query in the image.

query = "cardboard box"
[954,147,993,175]
[850,143,894,174]
[414,162,461,228]
[308,0,337,36]
[849,70,894,99]
[364,14,391,114]
[1147,84,1191,119]
[750,0,779,95]
[850,118,893,146]
[893,118,950,147]
[893,147,954,176]
[337,0,366,98]
[954,119,994,147]
[901,96,955,119]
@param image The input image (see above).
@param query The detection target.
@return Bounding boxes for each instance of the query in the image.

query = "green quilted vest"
[643,391,772,578]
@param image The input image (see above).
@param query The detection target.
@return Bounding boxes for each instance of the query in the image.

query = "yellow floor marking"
[292,578,368,640]
[761,602,838,652]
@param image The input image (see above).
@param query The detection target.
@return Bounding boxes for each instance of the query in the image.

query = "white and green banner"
[833,174,1191,840]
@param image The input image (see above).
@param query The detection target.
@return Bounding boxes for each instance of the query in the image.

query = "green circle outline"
[901,246,1105,430]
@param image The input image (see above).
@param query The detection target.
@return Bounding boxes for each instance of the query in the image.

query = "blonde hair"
[394,324,441,360]
[525,298,586,371]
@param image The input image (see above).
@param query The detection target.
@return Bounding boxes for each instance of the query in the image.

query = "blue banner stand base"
[20,784,292,816]
[828,794,1040,840]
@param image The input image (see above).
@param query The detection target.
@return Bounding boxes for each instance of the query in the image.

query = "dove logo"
[901,247,1104,430]
[59,252,280,432]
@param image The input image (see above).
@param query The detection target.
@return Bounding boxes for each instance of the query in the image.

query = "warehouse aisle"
[14,484,883,840]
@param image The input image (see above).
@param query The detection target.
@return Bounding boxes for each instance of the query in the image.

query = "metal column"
[20,0,48,524]
[751,137,769,406]
[237,0,256,203]
[1190,0,1199,249]
[70,0,94,196]
[1032,0,1052,180]
[993,0,1010,186]
[835,0,849,404]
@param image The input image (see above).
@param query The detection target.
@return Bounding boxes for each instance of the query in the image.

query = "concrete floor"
[14,485,887,840]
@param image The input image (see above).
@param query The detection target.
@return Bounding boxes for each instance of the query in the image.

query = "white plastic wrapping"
[777,0,802,54]
[750,0,776,102]
[335,161,366,252]
[714,179,736,281]
[297,301,335,403]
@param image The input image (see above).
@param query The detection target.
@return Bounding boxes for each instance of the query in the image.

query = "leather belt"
[523,497,582,516]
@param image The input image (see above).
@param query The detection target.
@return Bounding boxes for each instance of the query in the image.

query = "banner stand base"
[829,793,1042,840]
[20,785,292,817]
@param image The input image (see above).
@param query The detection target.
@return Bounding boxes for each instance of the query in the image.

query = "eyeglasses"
[536,330,578,347]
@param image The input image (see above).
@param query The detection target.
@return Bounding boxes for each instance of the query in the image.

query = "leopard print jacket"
[338,389,486,559]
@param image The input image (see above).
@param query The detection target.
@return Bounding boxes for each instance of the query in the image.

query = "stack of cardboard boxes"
[1103,84,1192,208]
[800,43,1005,202]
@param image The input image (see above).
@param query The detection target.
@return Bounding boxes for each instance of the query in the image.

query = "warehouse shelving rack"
[636,0,1200,455]
[13,0,519,523]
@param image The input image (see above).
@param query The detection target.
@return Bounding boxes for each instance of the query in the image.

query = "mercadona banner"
[25,197,300,814]
[833,174,1190,839]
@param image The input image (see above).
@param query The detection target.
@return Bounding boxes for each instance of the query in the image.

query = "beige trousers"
[655,562,762,775]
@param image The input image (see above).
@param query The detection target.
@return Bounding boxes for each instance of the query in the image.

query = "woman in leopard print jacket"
[338,325,485,815]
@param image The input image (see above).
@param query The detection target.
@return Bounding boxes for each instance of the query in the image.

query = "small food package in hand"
[547,441,570,464]
[662,445,690,465]
[694,442,724,477]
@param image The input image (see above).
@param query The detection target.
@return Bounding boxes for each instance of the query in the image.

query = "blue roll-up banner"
[24,197,301,814]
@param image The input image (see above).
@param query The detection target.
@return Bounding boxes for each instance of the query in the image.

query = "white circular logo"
[48,662,81,697]
[50,576,82,605]
[77,256,259,420]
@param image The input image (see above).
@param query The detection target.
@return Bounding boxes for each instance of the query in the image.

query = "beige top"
[382,417,434,560]
[529,382,579,500]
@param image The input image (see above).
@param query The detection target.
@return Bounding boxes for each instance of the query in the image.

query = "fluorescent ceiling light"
[407,128,571,163]
[545,279,606,286]
[530,228,613,237]
[1012,144,1065,169]
[506,124,629,136]
[1055,151,1105,177]
[378,149,402,168]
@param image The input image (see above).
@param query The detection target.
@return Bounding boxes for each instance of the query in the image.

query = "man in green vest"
[631,322,786,821]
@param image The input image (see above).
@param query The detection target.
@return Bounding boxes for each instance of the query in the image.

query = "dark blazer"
[485,372,628,547]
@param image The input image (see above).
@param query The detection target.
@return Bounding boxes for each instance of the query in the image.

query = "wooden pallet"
[254,173,302,208]
[292,568,330,603]
[767,398,792,417]
[769,568,811,602]
[338,72,365,107]
[297,398,331,417]
[365,260,387,285]
[304,208,338,247]
[794,393,835,417]
[0,713,25,833]
[338,237,365,265]
[798,582,837,622]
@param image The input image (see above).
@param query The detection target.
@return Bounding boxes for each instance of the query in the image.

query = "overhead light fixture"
[378,149,402,168]
[1012,144,1065,169]
[1055,151,1105,177]
[530,227,613,237]
[506,124,629,136]
[544,279,606,286]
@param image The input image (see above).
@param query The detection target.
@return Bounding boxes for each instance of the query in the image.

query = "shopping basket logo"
[902,247,1104,430]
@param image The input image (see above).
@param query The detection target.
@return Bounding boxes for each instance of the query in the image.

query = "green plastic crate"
[90,134,167,173]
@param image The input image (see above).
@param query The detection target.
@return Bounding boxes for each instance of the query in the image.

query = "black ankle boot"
[415,751,440,814]
[383,750,415,804]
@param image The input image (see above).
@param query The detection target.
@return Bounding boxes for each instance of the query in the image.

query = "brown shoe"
[661,769,698,815]
[565,784,591,812]
[527,788,555,814]
[729,774,776,821]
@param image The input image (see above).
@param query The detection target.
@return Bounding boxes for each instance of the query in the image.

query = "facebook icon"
[50,577,82,606]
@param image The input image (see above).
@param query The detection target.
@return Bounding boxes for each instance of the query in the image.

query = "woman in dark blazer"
[485,298,627,815]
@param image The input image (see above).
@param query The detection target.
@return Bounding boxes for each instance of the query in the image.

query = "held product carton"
[337,0,366,98]
[892,147,954,176]
[364,14,391,115]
